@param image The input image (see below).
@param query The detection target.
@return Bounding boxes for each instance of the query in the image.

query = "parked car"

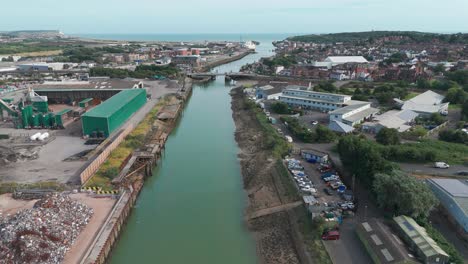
[322,230,340,240]
[311,120,318,125]
[434,162,450,169]
[324,188,333,196]
[456,171,468,176]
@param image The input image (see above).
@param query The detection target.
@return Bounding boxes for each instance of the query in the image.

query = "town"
[0,29,467,264]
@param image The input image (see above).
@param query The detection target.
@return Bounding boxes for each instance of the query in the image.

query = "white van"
[434,162,450,169]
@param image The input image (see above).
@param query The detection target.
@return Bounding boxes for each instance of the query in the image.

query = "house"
[362,109,418,133]
[255,85,283,100]
[330,71,350,81]
[356,218,418,264]
[393,215,449,264]
[395,90,448,116]
[301,149,328,163]
[329,102,379,126]
[427,179,468,235]
[279,85,352,112]
[328,120,355,134]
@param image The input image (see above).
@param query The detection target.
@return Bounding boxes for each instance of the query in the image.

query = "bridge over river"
[187,72,259,81]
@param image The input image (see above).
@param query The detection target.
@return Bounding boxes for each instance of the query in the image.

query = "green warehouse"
[82,89,147,138]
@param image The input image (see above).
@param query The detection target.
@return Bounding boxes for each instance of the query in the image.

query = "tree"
[462,100,468,121]
[337,135,393,186]
[430,113,445,125]
[376,128,400,145]
[373,170,438,218]
[315,125,336,143]
[416,78,431,89]
[444,87,467,104]
[439,129,468,144]
[270,102,290,114]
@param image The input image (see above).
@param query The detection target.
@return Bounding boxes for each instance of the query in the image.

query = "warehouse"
[427,179,468,234]
[393,215,449,264]
[356,218,417,264]
[81,89,147,138]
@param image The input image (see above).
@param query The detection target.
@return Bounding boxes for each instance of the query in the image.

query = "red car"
[322,230,340,240]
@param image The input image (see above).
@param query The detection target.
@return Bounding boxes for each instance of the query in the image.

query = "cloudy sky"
[1,0,467,34]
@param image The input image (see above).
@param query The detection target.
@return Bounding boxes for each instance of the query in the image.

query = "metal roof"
[325,56,368,64]
[343,107,379,123]
[55,108,71,116]
[429,179,468,198]
[82,89,146,118]
[394,215,448,258]
[328,121,354,133]
[328,101,369,115]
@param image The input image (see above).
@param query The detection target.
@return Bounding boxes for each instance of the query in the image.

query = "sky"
[1,0,468,34]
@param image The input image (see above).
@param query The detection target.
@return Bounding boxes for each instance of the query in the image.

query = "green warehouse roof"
[82,89,146,118]
[393,215,448,259]
[79,98,93,104]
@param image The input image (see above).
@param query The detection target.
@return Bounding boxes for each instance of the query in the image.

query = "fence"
[424,121,449,137]
[80,124,134,185]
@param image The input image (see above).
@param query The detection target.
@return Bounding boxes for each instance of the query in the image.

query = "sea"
[72,33,296,43]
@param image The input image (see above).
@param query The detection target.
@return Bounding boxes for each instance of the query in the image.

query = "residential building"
[329,102,379,126]
[393,215,449,264]
[394,90,448,116]
[427,179,468,234]
[255,85,283,100]
[356,218,418,264]
[362,109,418,133]
[279,85,352,112]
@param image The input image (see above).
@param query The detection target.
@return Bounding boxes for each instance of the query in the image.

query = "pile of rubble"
[0,193,93,263]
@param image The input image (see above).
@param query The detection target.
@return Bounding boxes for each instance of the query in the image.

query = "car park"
[322,230,340,240]
[324,188,333,195]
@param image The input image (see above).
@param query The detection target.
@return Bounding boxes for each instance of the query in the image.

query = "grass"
[403,92,420,100]
[14,50,63,57]
[295,207,333,264]
[84,96,171,190]
[0,182,65,195]
[407,140,468,164]
[244,97,290,158]
[449,104,462,110]
[275,159,300,201]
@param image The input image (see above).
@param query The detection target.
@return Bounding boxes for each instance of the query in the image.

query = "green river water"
[110,37,278,264]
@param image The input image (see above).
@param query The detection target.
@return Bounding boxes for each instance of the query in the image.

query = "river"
[108,34,286,264]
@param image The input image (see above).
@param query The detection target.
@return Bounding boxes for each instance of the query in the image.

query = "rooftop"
[82,89,146,118]
[325,56,368,64]
[329,101,370,115]
[356,218,416,264]
[343,107,379,123]
[33,79,142,90]
[394,215,448,259]
[328,120,354,133]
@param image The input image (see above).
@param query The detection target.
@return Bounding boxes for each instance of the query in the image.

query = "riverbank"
[74,78,193,264]
[198,50,254,72]
[231,86,313,264]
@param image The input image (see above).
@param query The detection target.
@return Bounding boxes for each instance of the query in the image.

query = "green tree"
[315,125,336,143]
[444,87,467,104]
[439,129,468,144]
[337,135,393,186]
[376,128,400,145]
[373,170,438,218]
[430,113,445,125]
[270,102,290,114]
[462,100,468,121]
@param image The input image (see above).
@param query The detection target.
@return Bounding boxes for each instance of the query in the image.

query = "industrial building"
[362,109,419,133]
[279,85,353,112]
[255,85,283,100]
[328,102,379,127]
[356,218,417,264]
[427,179,468,234]
[81,89,147,138]
[394,90,448,116]
[393,215,449,264]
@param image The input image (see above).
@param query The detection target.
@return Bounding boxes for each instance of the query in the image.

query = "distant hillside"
[1,30,62,37]
[288,31,468,44]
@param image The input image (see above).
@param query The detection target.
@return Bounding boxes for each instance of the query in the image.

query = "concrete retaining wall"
[80,124,134,184]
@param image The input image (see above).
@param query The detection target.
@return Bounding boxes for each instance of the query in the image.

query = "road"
[400,162,468,177]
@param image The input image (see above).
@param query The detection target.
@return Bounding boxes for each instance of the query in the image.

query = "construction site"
[0,76,192,264]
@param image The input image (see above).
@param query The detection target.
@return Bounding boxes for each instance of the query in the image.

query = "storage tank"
[30,132,41,141]
[38,132,49,141]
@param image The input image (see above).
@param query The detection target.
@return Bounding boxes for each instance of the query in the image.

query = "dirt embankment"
[231,87,307,264]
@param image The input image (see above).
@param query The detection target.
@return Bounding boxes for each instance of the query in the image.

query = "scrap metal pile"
[0,193,93,264]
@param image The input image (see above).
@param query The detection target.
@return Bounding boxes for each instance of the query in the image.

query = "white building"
[279,85,352,112]
[329,102,379,126]
[362,109,419,133]
[324,56,368,66]
[394,90,448,116]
